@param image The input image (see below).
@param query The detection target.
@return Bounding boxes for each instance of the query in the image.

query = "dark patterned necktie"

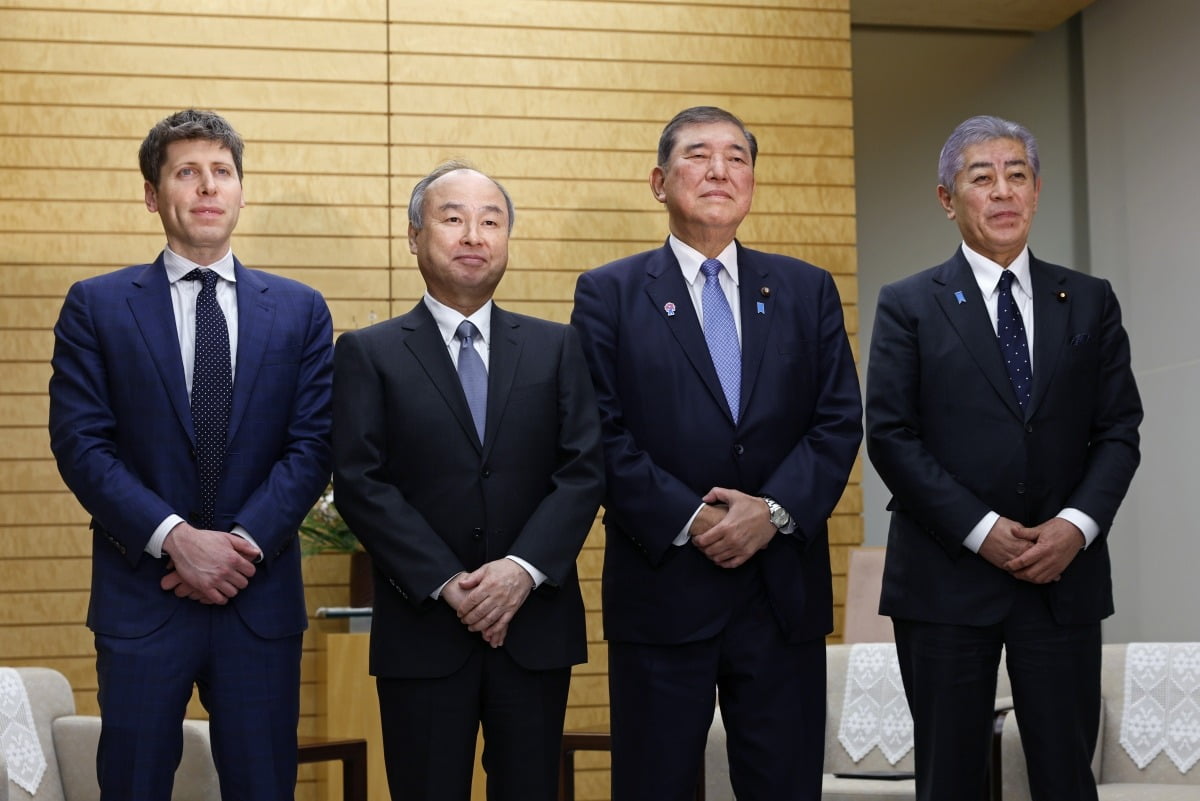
[700,259,741,423]
[997,270,1032,409]
[456,320,488,442]
[183,269,231,528]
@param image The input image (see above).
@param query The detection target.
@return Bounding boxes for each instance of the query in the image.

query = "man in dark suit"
[571,106,863,801]
[332,162,604,801]
[48,109,334,801]
[866,115,1143,801]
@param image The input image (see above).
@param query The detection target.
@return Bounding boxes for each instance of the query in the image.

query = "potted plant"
[299,483,373,607]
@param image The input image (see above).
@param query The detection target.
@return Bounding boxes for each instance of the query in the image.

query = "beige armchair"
[1000,643,1200,801]
[0,667,219,801]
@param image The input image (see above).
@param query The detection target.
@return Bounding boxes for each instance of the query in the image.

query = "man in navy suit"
[571,106,863,801]
[866,115,1142,801]
[332,162,604,801]
[49,109,333,801]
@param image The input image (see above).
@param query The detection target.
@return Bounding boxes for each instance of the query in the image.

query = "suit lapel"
[643,244,736,423]
[402,302,483,450]
[228,259,274,443]
[736,245,771,421]
[1027,255,1069,417]
[485,306,522,458]
[126,256,193,440]
[933,251,1025,419]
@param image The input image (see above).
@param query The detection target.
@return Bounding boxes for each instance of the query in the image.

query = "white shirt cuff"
[147,514,185,558]
[964,511,1000,553]
[1056,508,1099,548]
[674,504,705,546]
[505,555,546,588]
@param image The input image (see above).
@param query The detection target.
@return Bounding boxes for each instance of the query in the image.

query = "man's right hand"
[160,523,258,604]
[977,516,1035,570]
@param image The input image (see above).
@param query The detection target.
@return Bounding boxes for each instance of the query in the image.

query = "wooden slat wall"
[0,1,859,800]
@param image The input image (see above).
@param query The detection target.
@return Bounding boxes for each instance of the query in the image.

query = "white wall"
[1081,0,1200,642]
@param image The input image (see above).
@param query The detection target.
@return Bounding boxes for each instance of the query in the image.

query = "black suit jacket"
[866,248,1142,626]
[332,301,604,678]
[571,241,863,645]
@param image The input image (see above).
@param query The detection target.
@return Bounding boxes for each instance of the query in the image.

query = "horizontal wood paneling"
[2,3,859,800]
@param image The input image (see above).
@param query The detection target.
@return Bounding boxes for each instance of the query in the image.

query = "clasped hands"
[979,516,1085,584]
[160,522,260,605]
[442,559,534,649]
[689,487,778,569]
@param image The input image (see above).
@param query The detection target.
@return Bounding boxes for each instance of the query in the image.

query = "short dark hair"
[138,109,244,188]
[657,106,758,168]
[407,160,516,234]
[938,115,1039,192]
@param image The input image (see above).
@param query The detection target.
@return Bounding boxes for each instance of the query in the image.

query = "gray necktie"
[455,320,487,441]
[700,259,741,423]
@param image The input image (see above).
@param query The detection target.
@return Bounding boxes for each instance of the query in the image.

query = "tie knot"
[700,259,724,280]
[456,320,479,344]
[998,270,1015,292]
[183,268,219,291]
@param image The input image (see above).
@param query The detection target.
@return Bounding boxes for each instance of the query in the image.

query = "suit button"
[472,527,483,540]
[1016,482,1026,495]
[481,468,490,478]
[1025,423,1034,433]
[733,444,745,456]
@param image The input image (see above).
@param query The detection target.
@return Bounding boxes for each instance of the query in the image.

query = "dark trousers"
[894,581,1101,801]
[376,645,571,801]
[609,589,826,801]
[95,602,302,801]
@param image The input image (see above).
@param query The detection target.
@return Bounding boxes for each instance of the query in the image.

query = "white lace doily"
[0,667,48,794]
[837,643,914,764]
[1119,642,1200,773]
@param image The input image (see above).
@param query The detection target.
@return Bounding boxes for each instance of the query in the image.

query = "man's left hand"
[690,487,777,569]
[1004,518,1085,584]
[454,559,535,647]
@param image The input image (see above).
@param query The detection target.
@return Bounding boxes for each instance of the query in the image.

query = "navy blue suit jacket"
[866,249,1142,625]
[571,241,863,645]
[332,302,604,679]
[49,254,334,640]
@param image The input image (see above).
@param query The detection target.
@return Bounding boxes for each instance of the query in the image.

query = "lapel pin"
[756,301,766,315]
[664,301,676,317]
[954,290,966,305]
[1057,291,1068,302]
[760,286,771,297]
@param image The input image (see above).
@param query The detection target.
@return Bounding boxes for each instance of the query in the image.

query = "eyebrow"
[437,201,506,217]
[682,141,749,156]
[967,158,1028,171]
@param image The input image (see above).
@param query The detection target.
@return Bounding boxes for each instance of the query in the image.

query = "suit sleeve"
[505,325,606,585]
[571,269,713,565]
[331,330,466,604]
[1061,280,1142,535]
[757,269,863,543]
[49,281,177,562]
[229,288,335,562]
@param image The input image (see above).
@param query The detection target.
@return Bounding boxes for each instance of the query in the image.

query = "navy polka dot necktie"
[996,270,1032,410]
[183,268,231,529]
[700,259,741,423]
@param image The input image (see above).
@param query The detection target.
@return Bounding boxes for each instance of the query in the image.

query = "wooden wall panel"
[2,2,859,800]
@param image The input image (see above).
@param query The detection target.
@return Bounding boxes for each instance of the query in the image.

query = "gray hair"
[938,115,1039,192]
[657,106,758,168]
[407,160,515,233]
[139,109,244,188]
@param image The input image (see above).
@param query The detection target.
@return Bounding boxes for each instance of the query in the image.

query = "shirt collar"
[961,241,1031,298]
[669,235,739,286]
[422,292,494,347]
[163,246,237,285]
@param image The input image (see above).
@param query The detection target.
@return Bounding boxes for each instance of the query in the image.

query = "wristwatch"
[761,496,792,531]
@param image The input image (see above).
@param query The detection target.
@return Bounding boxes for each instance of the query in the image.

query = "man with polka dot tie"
[866,115,1143,801]
[49,109,334,801]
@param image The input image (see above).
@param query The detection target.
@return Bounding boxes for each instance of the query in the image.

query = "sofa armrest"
[1,742,10,801]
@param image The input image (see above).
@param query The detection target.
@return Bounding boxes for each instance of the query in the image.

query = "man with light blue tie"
[332,162,604,801]
[571,106,863,801]
[49,109,334,800]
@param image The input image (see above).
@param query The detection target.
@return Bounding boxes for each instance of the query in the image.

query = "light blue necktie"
[997,270,1032,409]
[700,259,741,423]
[456,320,488,441]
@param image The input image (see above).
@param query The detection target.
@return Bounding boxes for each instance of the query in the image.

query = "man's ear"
[936,185,955,220]
[649,167,667,203]
[145,181,159,213]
